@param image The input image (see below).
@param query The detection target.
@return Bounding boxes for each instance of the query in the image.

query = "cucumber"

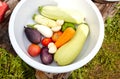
[54,24,89,66]
[39,6,85,24]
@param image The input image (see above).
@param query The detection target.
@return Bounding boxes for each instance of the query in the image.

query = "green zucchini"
[33,14,57,27]
[54,24,89,66]
[39,6,85,24]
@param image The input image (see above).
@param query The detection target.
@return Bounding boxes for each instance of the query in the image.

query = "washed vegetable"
[54,24,89,66]
[41,38,52,46]
[39,6,85,24]
[56,19,64,26]
[48,42,57,54]
[33,14,57,28]
[52,31,63,42]
[33,24,53,38]
[51,25,62,32]
[40,47,53,65]
[28,44,41,57]
[55,27,75,48]
[51,20,64,32]
[62,22,76,31]
[24,5,89,66]
[24,27,42,44]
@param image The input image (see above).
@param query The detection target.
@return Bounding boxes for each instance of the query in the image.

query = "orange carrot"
[55,27,75,48]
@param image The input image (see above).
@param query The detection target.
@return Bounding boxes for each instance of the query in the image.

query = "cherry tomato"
[28,44,41,57]
[41,38,52,46]
[52,31,63,42]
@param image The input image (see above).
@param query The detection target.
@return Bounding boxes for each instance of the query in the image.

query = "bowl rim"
[9,0,104,73]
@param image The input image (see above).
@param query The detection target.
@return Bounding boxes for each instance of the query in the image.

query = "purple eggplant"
[24,27,42,44]
[40,47,53,65]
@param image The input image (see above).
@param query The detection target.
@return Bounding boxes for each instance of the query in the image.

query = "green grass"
[68,4,120,79]
[0,48,36,79]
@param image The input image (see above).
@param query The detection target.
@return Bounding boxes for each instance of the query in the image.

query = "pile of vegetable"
[24,6,89,66]
[0,48,36,79]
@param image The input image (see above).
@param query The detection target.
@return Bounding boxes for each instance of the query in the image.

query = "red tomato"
[52,31,63,42]
[28,44,41,57]
[41,38,52,46]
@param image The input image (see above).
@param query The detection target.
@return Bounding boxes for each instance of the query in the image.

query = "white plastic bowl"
[9,0,104,73]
